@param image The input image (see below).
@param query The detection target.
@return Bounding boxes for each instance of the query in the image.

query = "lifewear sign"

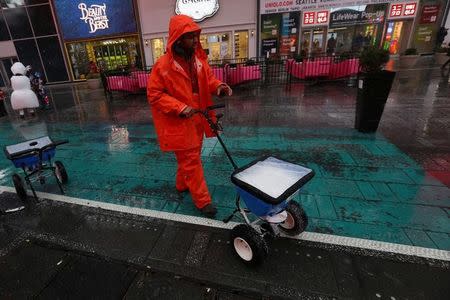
[175,0,220,22]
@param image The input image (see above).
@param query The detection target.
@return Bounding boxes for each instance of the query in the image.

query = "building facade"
[52,0,143,81]
[1,0,448,87]
[0,0,68,87]
[0,0,143,85]
[137,0,258,65]
[259,0,448,57]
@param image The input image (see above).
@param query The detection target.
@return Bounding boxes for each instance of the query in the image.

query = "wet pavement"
[0,192,449,299]
[0,57,449,253]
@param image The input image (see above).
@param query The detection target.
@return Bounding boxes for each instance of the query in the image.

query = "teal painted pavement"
[0,119,448,250]
[1,67,449,250]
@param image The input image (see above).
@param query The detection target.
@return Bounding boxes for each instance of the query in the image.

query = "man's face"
[179,31,199,50]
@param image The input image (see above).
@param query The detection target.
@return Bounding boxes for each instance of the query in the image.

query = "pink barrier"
[348,58,360,76]
[287,60,305,79]
[106,75,139,93]
[226,65,262,86]
[106,76,123,91]
[122,77,139,93]
[329,58,360,79]
[288,58,360,80]
[131,71,149,89]
[304,58,332,77]
[240,65,262,81]
[211,67,225,82]
[227,66,240,85]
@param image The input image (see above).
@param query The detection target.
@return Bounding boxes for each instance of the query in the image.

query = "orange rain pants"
[175,147,211,209]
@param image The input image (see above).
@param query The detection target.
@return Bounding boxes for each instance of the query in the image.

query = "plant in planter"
[399,48,419,68]
[354,46,395,132]
[85,72,101,89]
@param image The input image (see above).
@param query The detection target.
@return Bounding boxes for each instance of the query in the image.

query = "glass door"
[234,30,249,60]
[301,30,312,56]
[312,29,326,55]
[200,32,232,62]
[301,28,326,56]
[151,38,165,64]
[0,57,18,87]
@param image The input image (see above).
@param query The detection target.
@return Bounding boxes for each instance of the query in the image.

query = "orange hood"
[167,14,206,59]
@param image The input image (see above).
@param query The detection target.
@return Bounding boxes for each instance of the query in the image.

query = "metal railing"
[101,53,361,99]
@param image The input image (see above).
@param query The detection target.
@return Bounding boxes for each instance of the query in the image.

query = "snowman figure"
[10,62,39,118]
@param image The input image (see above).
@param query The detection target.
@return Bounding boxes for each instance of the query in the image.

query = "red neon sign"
[390,4,403,17]
[316,11,328,24]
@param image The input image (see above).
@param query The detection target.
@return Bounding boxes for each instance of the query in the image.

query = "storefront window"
[301,31,311,55]
[151,38,165,64]
[1,0,25,8]
[261,12,299,57]
[0,13,10,41]
[200,32,232,62]
[234,30,248,60]
[301,28,325,55]
[384,21,403,54]
[312,30,324,54]
[66,36,141,80]
[3,7,33,39]
[328,4,387,53]
[27,4,56,37]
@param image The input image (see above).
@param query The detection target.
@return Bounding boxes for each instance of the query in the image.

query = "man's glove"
[217,83,233,97]
[179,106,195,118]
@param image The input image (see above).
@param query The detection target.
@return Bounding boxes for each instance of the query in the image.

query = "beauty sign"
[53,0,137,40]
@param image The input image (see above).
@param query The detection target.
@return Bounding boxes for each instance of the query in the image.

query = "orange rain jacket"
[147,15,222,152]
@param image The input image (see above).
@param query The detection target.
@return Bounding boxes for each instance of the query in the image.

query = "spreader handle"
[206,104,225,111]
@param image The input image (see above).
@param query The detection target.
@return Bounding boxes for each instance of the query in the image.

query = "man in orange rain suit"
[147,15,232,218]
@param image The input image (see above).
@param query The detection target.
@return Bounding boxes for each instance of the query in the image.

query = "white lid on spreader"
[233,156,313,198]
[5,136,52,155]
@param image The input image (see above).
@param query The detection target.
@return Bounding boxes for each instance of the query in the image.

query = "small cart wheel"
[12,174,27,201]
[278,201,308,236]
[230,224,268,265]
[54,161,68,184]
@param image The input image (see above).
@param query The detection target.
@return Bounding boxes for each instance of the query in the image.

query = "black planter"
[355,70,396,132]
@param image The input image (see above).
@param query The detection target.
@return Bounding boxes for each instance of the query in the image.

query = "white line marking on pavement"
[1,186,449,262]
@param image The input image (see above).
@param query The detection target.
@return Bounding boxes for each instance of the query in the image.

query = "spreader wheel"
[230,224,268,265]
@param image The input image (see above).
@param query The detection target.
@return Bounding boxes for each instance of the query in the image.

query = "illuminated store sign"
[329,6,386,28]
[54,0,137,40]
[175,0,220,22]
[387,1,418,19]
[302,10,329,27]
[261,0,418,14]
[78,3,109,33]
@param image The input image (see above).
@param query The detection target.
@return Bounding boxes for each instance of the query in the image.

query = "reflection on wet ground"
[0,61,449,250]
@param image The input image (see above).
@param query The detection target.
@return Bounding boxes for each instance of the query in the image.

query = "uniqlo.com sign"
[303,12,315,25]
[390,4,403,17]
[302,10,329,27]
[388,1,418,19]
[316,11,329,24]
